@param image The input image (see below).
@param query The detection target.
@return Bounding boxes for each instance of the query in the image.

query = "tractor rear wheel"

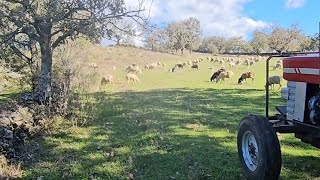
[237,115,282,180]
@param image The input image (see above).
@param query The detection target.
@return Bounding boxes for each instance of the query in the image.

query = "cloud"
[122,0,269,46]
[158,0,269,38]
[285,0,305,9]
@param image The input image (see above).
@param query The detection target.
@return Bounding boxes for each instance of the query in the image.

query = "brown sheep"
[238,72,255,84]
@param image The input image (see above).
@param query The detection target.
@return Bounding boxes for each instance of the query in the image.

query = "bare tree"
[145,29,169,52]
[0,0,147,102]
[268,25,301,54]
[111,20,135,46]
[184,17,201,54]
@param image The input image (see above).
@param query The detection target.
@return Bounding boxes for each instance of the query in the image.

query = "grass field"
[5,46,320,179]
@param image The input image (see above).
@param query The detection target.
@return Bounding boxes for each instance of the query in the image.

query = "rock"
[21,93,35,103]
[4,129,13,140]
[11,107,32,122]
[0,117,11,127]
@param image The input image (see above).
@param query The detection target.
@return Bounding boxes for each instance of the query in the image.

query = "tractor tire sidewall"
[237,115,282,180]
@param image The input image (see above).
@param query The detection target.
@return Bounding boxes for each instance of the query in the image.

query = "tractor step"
[275,106,287,115]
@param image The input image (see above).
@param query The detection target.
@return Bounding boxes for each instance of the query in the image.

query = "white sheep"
[89,63,98,69]
[216,71,234,83]
[266,76,282,90]
[126,73,140,84]
[100,75,114,85]
[229,62,236,68]
[126,65,142,74]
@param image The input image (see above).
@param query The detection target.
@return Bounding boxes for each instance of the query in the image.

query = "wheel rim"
[242,131,259,171]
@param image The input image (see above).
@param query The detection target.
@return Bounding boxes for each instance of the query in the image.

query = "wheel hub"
[242,131,259,171]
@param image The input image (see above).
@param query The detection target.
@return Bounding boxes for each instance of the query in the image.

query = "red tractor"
[237,53,320,180]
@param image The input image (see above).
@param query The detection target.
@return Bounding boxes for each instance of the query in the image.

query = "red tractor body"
[283,54,320,84]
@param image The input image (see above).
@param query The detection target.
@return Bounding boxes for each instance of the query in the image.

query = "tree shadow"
[22,88,320,180]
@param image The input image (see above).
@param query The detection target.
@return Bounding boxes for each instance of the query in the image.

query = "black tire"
[237,115,282,180]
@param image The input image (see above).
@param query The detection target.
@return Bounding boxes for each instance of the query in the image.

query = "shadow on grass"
[22,88,320,180]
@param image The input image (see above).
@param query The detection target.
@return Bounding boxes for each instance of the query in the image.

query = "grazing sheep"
[126,65,141,74]
[210,68,226,82]
[149,64,156,70]
[244,59,254,68]
[100,75,114,85]
[112,66,117,70]
[168,65,178,73]
[238,72,255,84]
[175,63,184,69]
[273,63,282,70]
[265,76,282,90]
[162,63,167,67]
[219,60,224,65]
[235,59,241,65]
[126,73,140,84]
[89,63,98,69]
[229,62,236,68]
[192,60,199,64]
[191,64,198,70]
[216,71,234,83]
[145,63,157,70]
[168,66,176,73]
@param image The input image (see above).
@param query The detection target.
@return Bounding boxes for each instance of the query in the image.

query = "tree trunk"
[116,39,120,46]
[30,40,40,96]
[38,37,53,103]
[181,48,184,55]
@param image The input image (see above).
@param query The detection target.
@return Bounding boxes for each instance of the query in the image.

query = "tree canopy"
[0,0,147,101]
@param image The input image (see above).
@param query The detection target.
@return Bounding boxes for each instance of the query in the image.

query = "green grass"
[19,47,320,180]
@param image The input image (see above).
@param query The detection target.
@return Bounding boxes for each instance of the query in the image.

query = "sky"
[103,0,320,46]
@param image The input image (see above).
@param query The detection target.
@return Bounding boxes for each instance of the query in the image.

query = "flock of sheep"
[97,55,283,90]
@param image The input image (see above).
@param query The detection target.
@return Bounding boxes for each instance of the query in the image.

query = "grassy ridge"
[21,47,320,180]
